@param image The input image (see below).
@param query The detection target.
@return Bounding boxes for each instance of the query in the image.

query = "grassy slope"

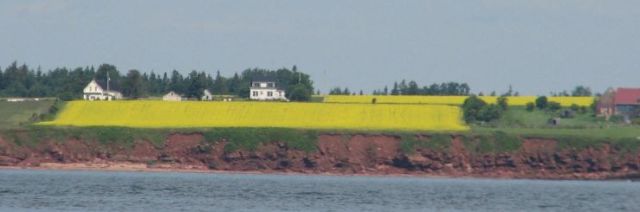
[0,100,56,129]
[1,126,318,153]
[1,99,637,153]
[495,107,604,128]
[472,127,640,139]
[474,107,640,139]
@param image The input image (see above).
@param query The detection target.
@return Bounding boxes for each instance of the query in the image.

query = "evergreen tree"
[571,85,592,96]
[212,71,227,94]
[169,70,184,94]
[162,72,169,92]
[95,64,121,91]
[289,84,312,101]
[407,81,419,95]
[399,80,407,94]
[391,82,399,95]
[228,73,241,94]
[122,69,146,99]
[0,66,4,91]
[184,71,207,99]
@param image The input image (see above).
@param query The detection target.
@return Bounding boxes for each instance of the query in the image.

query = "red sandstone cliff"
[1,133,639,180]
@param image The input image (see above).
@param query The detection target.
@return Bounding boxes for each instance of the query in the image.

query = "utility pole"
[107,71,110,92]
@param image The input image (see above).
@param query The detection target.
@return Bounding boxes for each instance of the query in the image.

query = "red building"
[598,88,640,118]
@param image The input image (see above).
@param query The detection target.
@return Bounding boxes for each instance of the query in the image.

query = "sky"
[0,0,639,95]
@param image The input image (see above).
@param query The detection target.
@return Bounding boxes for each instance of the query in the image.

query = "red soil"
[0,133,639,180]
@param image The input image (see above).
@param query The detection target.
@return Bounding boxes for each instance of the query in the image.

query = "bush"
[478,104,502,122]
[525,102,535,112]
[609,115,625,123]
[535,96,548,109]
[462,96,504,123]
[497,96,508,111]
[590,98,598,114]
[493,131,522,153]
[547,101,562,112]
[288,84,312,101]
[569,104,580,112]
[578,106,588,114]
[462,96,487,123]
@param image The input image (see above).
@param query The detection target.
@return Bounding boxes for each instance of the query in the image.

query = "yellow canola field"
[41,101,469,131]
[323,95,594,106]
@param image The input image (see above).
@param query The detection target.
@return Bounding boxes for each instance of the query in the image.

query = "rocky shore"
[1,133,639,180]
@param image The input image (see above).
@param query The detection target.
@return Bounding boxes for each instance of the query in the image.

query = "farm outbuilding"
[598,88,640,119]
[162,91,183,101]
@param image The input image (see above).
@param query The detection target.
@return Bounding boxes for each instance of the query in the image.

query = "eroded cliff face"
[1,133,639,180]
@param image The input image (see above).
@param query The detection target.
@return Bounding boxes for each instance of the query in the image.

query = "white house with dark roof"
[83,79,122,101]
[249,77,287,101]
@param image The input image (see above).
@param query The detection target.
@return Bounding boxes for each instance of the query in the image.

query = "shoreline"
[0,162,445,179]
[2,162,638,181]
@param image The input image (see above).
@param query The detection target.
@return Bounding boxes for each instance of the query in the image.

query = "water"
[0,169,638,211]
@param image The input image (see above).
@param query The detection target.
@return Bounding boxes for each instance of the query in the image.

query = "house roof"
[165,91,182,96]
[250,76,287,90]
[251,76,277,83]
[614,88,640,105]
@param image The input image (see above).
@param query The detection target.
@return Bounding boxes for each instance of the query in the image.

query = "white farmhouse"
[163,91,183,101]
[201,89,213,101]
[249,78,287,101]
[83,79,122,101]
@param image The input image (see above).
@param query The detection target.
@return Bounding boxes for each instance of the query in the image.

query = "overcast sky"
[1,0,638,95]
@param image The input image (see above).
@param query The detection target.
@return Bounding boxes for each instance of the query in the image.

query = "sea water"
[0,169,638,211]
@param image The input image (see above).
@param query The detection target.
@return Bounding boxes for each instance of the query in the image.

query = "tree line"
[550,85,593,97]
[329,80,594,98]
[0,62,314,101]
[329,80,471,96]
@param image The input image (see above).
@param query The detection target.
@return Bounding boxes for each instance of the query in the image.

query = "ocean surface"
[0,169,638,211]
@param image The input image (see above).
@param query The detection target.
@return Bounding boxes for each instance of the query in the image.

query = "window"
[267,91,273,97]
[253,83,260,87]
[267,83,274,87]
[252,91,258,96]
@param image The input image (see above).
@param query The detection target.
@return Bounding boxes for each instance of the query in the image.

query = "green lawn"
[473,106,640,139]
[0,100,56,129]
[494,106,606,128]
[472,126,640,139]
